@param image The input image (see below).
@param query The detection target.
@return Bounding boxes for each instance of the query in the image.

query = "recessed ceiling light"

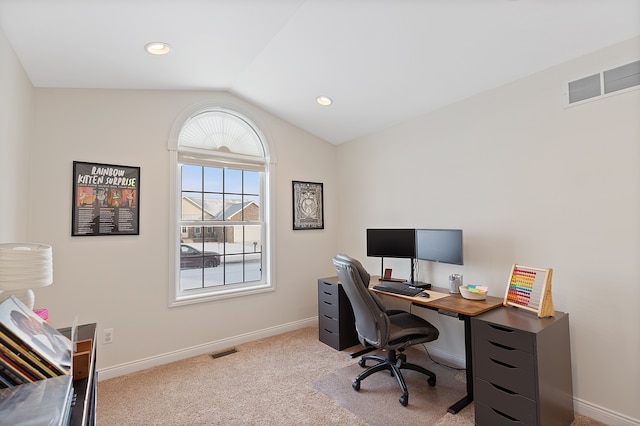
[145,42,172,55]
[316,95,333,106]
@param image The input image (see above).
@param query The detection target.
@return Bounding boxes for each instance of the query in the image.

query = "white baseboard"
[97,317,317,381]
[574,397,640,426]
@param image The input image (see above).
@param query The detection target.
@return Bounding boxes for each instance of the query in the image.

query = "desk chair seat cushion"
[387,312,439,350]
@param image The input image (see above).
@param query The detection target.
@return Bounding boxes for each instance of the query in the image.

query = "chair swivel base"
[352,349,436,406]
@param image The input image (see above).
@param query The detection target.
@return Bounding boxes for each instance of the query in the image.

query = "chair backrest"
[332,254,390,348]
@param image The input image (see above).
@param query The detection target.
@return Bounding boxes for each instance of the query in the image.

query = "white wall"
[26,88,338,373]
[0,28,33,240]
[336,37,640,424]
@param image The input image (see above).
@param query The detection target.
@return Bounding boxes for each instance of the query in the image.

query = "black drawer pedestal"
[472,308,573,426]
[318,277,360,350]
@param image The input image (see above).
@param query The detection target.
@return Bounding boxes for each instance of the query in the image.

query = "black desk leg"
[447,314,473,414]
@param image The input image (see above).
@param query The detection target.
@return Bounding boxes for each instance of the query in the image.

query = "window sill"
[169,282,274,307]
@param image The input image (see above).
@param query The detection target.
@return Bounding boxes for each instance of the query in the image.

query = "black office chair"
[332,254,439,406]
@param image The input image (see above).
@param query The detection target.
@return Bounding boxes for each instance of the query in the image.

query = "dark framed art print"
[292,181,324,230]
[72,161,140,236]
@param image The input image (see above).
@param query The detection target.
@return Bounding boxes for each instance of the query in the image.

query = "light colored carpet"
[97,326,605,425]
[97,327,365,425]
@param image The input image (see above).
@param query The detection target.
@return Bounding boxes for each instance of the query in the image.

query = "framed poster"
[292,180,324,230]
[72,161,140,236]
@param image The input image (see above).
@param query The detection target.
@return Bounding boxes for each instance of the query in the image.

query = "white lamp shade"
[0,243,53,291]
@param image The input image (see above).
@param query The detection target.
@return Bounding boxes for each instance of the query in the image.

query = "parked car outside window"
[180,244,220,268]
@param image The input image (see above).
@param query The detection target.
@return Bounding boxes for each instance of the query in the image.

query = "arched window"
[168,106,274,306]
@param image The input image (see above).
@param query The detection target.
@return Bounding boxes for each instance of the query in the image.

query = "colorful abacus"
[503,264,555,318]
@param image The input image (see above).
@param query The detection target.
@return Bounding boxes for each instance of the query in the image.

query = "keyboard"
[373,283,423,297]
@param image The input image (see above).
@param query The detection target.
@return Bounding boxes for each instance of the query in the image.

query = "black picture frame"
[292,181,324,230]
[72,161,140,236]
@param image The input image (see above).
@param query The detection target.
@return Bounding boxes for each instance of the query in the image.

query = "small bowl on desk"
[459,285,488,300]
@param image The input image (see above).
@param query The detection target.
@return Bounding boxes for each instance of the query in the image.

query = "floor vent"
[210,348,238,359]
[566,59,640,106]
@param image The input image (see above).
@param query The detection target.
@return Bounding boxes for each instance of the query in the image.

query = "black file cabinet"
[472,308,574,426]
[318,277,360,350]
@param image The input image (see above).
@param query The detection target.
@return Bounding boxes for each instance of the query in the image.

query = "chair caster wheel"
[428,377,436,386]
[352,380,361,391]
[399,395,408,406]
[358,359,366,368]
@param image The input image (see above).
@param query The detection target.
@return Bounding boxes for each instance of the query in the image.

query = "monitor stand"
[404,258,431,288]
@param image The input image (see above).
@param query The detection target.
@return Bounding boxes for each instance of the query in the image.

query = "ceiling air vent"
[565,59,640,107]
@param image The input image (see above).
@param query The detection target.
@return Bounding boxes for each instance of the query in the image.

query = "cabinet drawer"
[475,348,536,399]
[318,280,339,298]
[319,288,339,307]
[473,319,534,353]
[474,338,536,375]
[319,311,340,334]
[476,401,533,426]
[475,378,537,425]
[319,325,340,349]
[318,295,340,319]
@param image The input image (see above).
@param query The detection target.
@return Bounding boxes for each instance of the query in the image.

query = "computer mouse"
[419,292,430,298]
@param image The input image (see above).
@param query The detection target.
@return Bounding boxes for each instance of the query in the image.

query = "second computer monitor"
[415,229,463,265]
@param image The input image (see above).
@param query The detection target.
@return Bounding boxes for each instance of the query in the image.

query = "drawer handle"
[323,301,333,306]
[489,341,516,351]
[490,381,517,395]
[323,314,335,320]
[491,408,520,422]
[323,328,335,334]
[323,291,332,295]
[490,358,515,369]
[488,324,514,333]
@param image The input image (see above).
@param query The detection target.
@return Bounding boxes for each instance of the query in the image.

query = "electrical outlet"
[103,328,114,344]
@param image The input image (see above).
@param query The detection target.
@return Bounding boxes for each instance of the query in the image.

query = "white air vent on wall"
[568,74,601,104]
[565,60,640,107]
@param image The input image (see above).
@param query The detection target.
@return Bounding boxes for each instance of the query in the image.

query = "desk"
[370,280,503,414]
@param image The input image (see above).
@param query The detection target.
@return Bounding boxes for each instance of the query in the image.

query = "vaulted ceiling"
[1,0,638,144]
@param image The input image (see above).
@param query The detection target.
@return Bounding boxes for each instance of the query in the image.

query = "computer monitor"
[415,229,463,265]
[366,228,416,258]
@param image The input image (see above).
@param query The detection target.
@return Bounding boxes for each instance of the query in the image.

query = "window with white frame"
[169,107,273,305]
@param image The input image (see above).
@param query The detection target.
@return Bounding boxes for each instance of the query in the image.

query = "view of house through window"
[179,165,262,290]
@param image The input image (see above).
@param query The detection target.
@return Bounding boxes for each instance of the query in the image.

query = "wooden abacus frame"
[503,264,555,318]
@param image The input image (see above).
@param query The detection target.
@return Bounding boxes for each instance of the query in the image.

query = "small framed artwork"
[72,161,140,236]
[292,180,324,230]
